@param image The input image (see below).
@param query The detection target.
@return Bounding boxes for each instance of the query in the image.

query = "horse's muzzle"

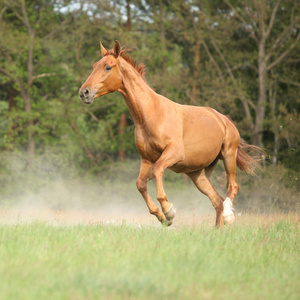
[79,87,95,105]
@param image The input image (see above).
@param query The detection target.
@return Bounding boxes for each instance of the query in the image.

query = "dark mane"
[104,48,148,84]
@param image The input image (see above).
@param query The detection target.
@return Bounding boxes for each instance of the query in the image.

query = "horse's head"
[79,40,123,105]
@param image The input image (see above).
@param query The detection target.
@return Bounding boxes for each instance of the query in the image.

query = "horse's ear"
[113,40,121,58]
[100,41,108,57]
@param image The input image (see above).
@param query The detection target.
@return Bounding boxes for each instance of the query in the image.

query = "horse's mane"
[104,48,148,84]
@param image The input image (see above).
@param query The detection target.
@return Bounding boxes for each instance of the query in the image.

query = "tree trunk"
[8,83,17,111]
[118,113,127,161]
[158,0,167,76]
[191,40,200,104]
[117,0,132,160]
[5,83,18,151]
[273,134,279,165]
[19,79,35,157]
[252,40,267,147]
[270,81,278,165]
[158,0,166,51]
[24,90,35,157]
[25,31,36,157]
[126,0,131,31]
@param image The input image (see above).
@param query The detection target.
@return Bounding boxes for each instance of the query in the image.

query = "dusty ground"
[0,206,298,228]
[0,206,215,227]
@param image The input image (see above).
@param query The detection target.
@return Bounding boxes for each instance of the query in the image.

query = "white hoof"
[223,197,235,225]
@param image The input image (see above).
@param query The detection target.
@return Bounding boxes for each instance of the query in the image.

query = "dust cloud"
[0,155,215,226]
[0,181,215,226]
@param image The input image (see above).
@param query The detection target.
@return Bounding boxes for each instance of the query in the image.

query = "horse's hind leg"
[222,148,239,225]
[136,159,167,224]
[187,163,224,227]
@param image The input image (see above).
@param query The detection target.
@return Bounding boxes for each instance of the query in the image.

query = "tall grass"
[0,216,299,300]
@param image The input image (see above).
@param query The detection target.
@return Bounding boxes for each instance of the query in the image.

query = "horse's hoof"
[162,219,173,227]
[224,213,235,225]
[164,204,176,221]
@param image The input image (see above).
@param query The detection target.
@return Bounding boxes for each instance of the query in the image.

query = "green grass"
[0,217,299,300]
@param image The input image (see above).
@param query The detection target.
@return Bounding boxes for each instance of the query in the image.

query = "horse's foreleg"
[187,168,224,227]
[152,146,183,226]
[136,159,166,223]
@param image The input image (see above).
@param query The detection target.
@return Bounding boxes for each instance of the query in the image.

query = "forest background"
[0,0,299,214]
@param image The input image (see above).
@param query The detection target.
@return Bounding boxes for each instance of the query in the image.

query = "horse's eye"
[105,65,112,71]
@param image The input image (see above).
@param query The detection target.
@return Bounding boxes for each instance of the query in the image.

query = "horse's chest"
[135,128,164,162]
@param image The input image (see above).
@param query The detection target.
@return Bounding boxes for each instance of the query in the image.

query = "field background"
[1,1,300,299]
[0,214,299,300]
[0,157,299,300]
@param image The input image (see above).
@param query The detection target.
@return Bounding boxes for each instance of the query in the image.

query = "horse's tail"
[236,141,265,176]
[225,115,265,176]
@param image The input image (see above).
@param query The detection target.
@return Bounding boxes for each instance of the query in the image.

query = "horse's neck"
[118,60,158,125]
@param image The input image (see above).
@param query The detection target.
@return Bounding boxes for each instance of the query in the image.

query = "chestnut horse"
[79,40,262,227]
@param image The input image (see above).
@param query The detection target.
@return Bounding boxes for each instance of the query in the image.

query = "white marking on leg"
[223,197,234,217]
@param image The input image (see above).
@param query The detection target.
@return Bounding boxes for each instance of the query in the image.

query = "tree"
[0,0,64,156]
[0,0,298,176]
[224,0,300,147]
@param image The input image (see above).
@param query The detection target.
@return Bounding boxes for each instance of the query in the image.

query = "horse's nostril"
[83,88,89,96]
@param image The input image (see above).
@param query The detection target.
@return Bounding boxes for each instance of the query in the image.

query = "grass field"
[0,213,299,300]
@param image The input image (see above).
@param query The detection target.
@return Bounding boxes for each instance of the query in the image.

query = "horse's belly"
[168,163,197,173]
[170,129,224,173]
[172,107,225,172]
[169,145,221,173]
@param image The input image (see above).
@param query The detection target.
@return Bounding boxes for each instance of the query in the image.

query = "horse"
[79,40,263,227]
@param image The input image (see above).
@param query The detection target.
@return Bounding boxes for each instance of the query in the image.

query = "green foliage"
[0,0,299,209]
